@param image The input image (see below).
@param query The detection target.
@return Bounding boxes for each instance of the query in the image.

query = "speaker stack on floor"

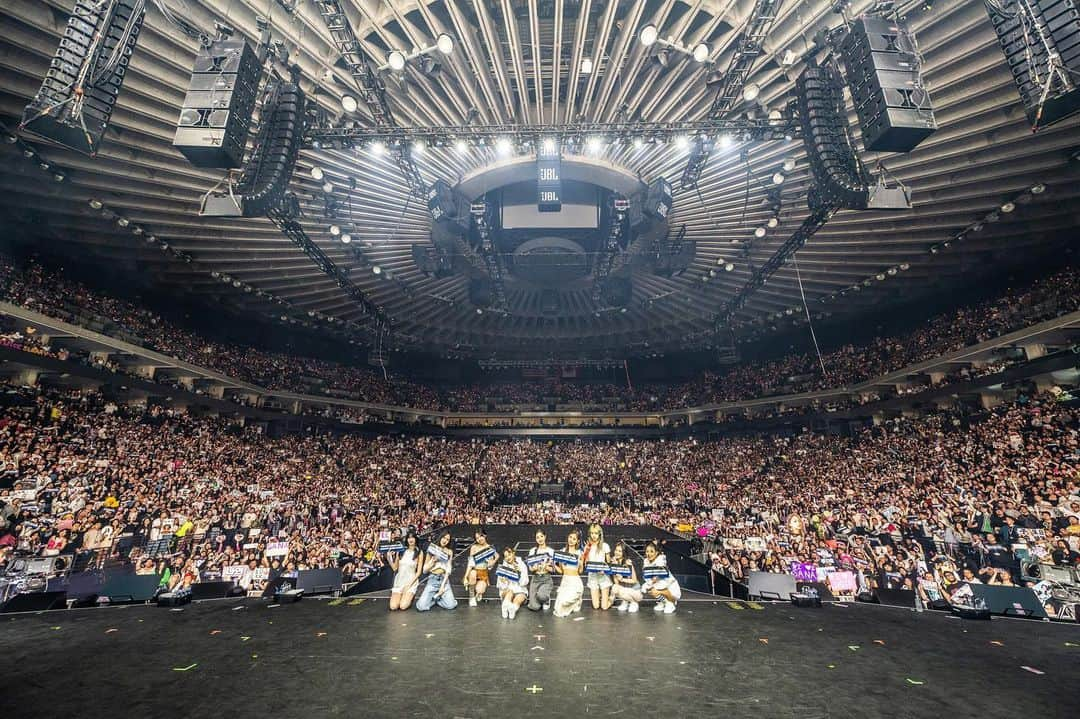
[20,0,146,154]
[987,0,1080,127]
[173,39,263,168]
[838,15,937,153]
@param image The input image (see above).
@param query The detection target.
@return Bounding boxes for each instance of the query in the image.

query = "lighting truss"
[682,0,785,189]
[720,200,837,319]
[306,116,798,147]
[267,206,389,327]
[472,201,508,311]
[311,0,425,195]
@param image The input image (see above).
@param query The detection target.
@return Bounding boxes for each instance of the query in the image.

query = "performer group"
[384,524,682,617]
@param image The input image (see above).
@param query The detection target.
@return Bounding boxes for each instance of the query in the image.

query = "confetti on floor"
[210,630,222,635]
[873,640,886,645]
[1021,666,1045,675]
[989,641,1003,647]
[240,636,252,642]
[327,598,345,606]
[848,646,860,651]
[906,678,924,685]
[316,632,327,637]
[105,628,118,634]
[758,638,769,645]
[172,664,198,672]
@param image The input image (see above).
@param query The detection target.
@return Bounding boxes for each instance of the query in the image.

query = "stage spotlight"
[633,137,644,149]
[436,33,455,55]
[387,50,407,71]
[310,166,324,180]
[370,141,386,156]
[767,217,779,228]
[1030,183,1045,194]
[340,95,358,113]
[1000,201,1015,213]
[782,157,796,172]
[692,43,710,63]
[329,224,341,236]
[323,181,334,194]
[675,135,690,149]
[53,171,65,182]
[372,265,382,274]
[772,172,785,185]
[742,82,760,102]
[725,262,735,271]
[341,233,352,244]
[117,217,129,227]
[655,48,672,68]
[640,24,659,47]
[718,133,733,149]
[580,56,594,74]
[542,137,557,154]
[412,140,426,154]
[754,226,767,238]
[587,136,603,154]
[455,139,468,153]
[496,137,513,155]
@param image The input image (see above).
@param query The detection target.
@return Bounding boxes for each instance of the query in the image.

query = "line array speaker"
[200,81,306,217]
[173,39,263,168]
[20,0,146,155]
[795,62,869,210]
[988,0,1080,127]
[838,15,937,152]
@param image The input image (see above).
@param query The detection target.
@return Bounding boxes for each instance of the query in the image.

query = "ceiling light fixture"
[742,82,760,102]
[340,95,358,113]
[387,50,407,72]
[496,137,513,155]
[692,43,710,63]
[455,139,469,153]
[310,166,324,180]
[580,56,594,74]
[436,33,454,55]
[639,24,659,46]
[329,224,341,236]
[1030,183,1046,194]
[370,141,386,156]
[772,172,785,185]
[754,226,767,238]
[341,233,352,244]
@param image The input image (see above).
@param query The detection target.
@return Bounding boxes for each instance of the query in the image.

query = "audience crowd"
[2,256,1078,414]
[1,377,1076,615]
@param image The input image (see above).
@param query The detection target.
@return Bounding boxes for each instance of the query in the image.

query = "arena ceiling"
[0,0,1078,360]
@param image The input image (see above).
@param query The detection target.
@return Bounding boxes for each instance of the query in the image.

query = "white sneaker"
[615,600,628,612]
[469,596,477,608]
[509,603,518,619]
[653,599,666,612]
[543,602,551,611]
[501,599,510,619]
[628,601,639,613]
[663,601,677,614]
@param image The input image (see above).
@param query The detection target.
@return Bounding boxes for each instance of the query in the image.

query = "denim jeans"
[415,574,458,611]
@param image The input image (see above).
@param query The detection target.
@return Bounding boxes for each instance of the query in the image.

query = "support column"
[1020,343,1047,361]
[10,368,40,386]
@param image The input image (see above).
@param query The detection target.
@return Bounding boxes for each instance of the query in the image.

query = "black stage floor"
[1,596,1077,718]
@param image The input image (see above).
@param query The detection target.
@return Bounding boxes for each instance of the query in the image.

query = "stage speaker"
[469,278,493,308]
[950,604,992,621]
[190,580,236,601]
[987,0,1080,127]
[838,15,936,152]
[98,572,161,603]
[156,589,191,607]
[20,0,146,155]
[0,591,68,613]
[174,39,263,168]
[296,568,342,595]
[427,180,459,222]
[747,571,796,601]
[643,177,673,219]
[874,588,917,608]
[791,592,823,608]
[7,555,74,575]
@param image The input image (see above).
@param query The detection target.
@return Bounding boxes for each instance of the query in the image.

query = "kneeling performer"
[496,546,529,619]
[642,541,681,614]
[464,527,497,607]
[608,542,641,613]
[552,529,584,617]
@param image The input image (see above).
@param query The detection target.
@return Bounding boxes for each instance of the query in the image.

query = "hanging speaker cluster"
[20,0,146,155]
[795,62,869,211]
[201,81,306,217]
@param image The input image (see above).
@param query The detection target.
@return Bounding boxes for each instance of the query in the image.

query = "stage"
[1,596,1076,717]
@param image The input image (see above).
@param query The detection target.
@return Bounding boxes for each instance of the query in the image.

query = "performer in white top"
[496,546,530,619]
[415,530,457,612]
[641,541,681,614]
[552,529,584,618]
[583,523,613,610]
[389,531,424,611]
[526,529,556,612]
[608,541,642,613]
